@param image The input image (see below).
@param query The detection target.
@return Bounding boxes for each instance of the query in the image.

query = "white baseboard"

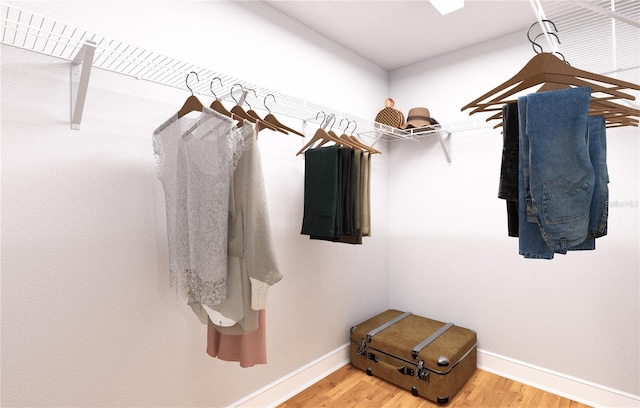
[478,349,640,408]
[228,344,640,408]
[228,343,351,408]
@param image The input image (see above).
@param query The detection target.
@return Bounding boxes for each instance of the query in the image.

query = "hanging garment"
[338,147,356,237]
[304,146,361,243]
[501,101,609,247]
[586,115,609,239]
[517,87,608,259]
[342,149,363,244]
[309,147,356,242]
[301,145,341,239]
[361,151,372,237]
[153,107,245,314]
[204,123,282,367]
[498,102,520,237]
[301,145,372,243]
[236,123,283,308]
[207,309,267,368]
[195,123,282,331]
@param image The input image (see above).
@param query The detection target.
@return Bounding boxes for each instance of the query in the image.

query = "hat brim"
[401,120,435,130]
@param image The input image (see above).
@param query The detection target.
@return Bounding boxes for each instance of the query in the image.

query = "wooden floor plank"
[277,364,592,408]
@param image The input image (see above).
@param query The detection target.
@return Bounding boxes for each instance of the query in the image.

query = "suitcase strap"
[411,322,455,359]
[366,311,412,342]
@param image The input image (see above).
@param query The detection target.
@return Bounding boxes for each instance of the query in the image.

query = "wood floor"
[277,364,592,408]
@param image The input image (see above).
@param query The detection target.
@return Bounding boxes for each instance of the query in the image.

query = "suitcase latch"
[368,352,378,363]
[356,339,367,357]
[398,365,415,377]
[416,360,430,382]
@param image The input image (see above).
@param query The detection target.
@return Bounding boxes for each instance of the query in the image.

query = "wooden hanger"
[487,95,640,128]
[263,94,305,137]
[229,84,258,127]
[177,71,204,118]
[484,81,640,129]
[339,119,382,154]
[350,135,381,154]
[295,128,351,156]
[463,53,640,110]
[316,115,358,150]
[469,73,637,115]
[228,85,282,133]
[295,113,354,156]
[209,77,233,118]
[462,53,640,127]
[242,88,282,133]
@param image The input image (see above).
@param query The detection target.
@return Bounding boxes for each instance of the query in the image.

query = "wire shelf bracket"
[369,122,454,164]
[70,40,96,130]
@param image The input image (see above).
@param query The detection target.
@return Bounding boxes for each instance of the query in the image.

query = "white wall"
[2,2,639,407]
[0,2,389,407]
[388,31,640,398]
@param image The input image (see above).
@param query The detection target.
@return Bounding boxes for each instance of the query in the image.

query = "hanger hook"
[245,88,258,110]
[530,38,544,54]
[531,32,569,64]
[553,51,570,65]
[350,120,358,136]
[542,19,558,33]
[527,22,543,54]
[316,111,326,126]
[210,77,223,100]
[186,71,199,96]
[527,19,559,55]
[339,118,351,133]
[534,32,561,47]
[231,83,244,104]
[264,94,276,115]
[326,114,336,131]
[527,19,558,41]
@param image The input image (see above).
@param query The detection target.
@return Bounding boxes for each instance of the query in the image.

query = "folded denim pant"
[518,87,596,258]
[586,114,609,239]
[570,115,609,250]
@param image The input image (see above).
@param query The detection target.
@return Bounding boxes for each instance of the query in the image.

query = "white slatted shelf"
[0,3,505,163]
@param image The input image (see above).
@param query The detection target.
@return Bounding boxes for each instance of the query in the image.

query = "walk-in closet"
[1,1,638,407]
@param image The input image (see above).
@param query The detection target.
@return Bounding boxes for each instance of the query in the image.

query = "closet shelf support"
[437,131,452,165]
[70,40,96,130]
[371,123,454,164]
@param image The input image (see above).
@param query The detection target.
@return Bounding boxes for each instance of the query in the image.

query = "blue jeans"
[570,115,609,250]
[587,115,609,239]
[518,87,596,258]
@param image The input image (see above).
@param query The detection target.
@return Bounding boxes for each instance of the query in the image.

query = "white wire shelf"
[0,2,495,162]
[0,3,349,123]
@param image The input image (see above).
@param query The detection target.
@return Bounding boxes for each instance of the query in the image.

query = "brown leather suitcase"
[349,310,477,405]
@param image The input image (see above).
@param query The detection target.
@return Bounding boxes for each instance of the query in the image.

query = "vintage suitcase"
[349,310,477,405]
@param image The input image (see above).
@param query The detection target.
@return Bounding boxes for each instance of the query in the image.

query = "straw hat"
[401,107,439,129]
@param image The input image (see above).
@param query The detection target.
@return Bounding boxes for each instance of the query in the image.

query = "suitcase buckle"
[416,360,430,382]
[356,339,367,357]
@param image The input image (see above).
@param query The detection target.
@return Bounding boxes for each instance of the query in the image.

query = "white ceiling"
[262,0,540,71]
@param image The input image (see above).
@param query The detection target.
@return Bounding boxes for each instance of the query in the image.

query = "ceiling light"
[428,0,464,15]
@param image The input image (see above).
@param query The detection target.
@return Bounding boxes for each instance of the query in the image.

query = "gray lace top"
[153,107,245,308]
